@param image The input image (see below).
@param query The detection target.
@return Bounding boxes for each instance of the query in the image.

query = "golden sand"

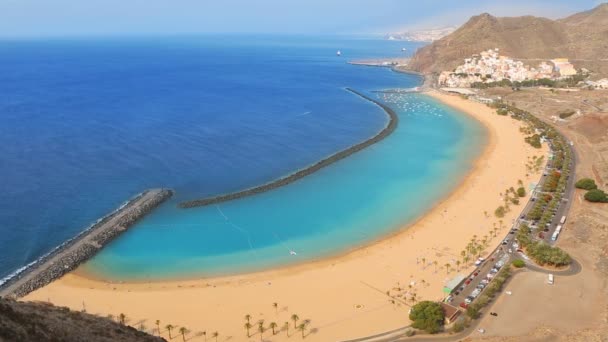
[25,90,547,341]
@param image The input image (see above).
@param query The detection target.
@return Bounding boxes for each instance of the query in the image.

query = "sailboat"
[336,50,342,56]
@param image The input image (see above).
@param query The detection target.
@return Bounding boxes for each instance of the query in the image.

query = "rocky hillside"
[0,298,164,342]
[408,3,608,74]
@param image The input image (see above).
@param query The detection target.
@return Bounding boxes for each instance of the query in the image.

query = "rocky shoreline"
[178,88,399,208]
[0,189,173,298]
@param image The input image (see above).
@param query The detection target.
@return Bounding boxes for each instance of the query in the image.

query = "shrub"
[575,178,598,190]
[510,198,520,205]
[512,259,525,268]
[584,189,608,203]
[494,206,506,218]
[405,329,416,337]
[526,241,571,266]
[466,304,480,319]
[496,108,508,115]
[409,301,445,334]
[525,134,542,148]
[451,321,465,333]
[517,187,526,197]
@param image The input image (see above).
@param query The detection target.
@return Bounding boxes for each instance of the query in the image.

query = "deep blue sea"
[0,36,484,282]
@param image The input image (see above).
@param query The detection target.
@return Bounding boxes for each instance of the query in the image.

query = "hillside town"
[438,49,580,88]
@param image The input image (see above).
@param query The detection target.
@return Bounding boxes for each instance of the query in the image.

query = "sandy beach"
[25,90,548,341]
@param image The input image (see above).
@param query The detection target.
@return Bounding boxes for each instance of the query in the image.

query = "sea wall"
[0,189,173,298]
[178,88,399,208]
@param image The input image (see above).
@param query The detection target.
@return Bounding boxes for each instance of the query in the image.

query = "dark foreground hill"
[0,298,164,342]
[408,3,608,74]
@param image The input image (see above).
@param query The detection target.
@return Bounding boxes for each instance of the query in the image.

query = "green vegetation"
[496,107,509,115]
[575,178,598,190]
[517,224,571,266]
[524,134,542,148]
[494,206,506,218]
[451,321,465,333]
[526,241,571,266]
[512,259,525,268]
[471,73,588,89]
[409,301,445,334]
[543,170,562,192]
[517,187,526,197]
[584,189,608,203]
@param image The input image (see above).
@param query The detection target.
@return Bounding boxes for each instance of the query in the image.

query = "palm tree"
[118,313,126,325]
[433,260,438,273]
[166,324,174,339]
[284,321,290,336]
[421,257,426,268]
[139,323,146,332]
[456,260,461,271]
[297,323,307,338]
[273,302,278,314]
[444,263,450,274]
[244,323,252,337]
[179,327,188,342]
[269,322,278,335]
[245,314,251,324]
[291,314,299,329]
[155,320,161,336]
[212,331,218,342]
[460,250,466,264]
[258,325,265,341]
[202,331,207,342]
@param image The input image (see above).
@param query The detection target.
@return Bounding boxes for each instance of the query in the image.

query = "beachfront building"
[439,302,462,325]
[438,49,558,88]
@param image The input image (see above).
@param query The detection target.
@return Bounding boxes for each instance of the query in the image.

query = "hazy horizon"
[0,0,604,38]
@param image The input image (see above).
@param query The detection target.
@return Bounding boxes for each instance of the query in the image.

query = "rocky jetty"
[0,189,173,298]
[178,88,398,208]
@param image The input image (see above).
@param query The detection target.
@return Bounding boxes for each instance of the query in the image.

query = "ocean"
[0,36,484,282]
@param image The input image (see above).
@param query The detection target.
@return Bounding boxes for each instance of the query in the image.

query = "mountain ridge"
[408,3,608,74]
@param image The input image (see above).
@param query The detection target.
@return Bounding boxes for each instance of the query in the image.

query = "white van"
[548,274,554,285]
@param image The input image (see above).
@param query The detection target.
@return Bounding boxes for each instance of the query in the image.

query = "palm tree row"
[153,319,216,342]
[243,305,311,339]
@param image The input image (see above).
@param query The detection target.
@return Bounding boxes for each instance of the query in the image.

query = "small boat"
[336,50,342,56]
[402,48,406,52]
[290,250,297,256]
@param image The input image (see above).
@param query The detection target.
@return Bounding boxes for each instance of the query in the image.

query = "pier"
[178,88,398,208]
[0,189,173,298]
[348,58,410,67]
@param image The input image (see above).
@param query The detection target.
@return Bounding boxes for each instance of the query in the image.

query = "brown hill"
[408,3,608,74]
[0,298,165,342]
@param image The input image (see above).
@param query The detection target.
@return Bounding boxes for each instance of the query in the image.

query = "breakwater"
[178,88,398,208]
[0,189,173,298]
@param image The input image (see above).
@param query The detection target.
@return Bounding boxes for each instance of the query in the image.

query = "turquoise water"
[0,36,485,282]
[84,93,486,280]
